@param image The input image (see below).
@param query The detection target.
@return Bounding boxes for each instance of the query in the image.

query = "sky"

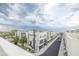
[0,3,79,32]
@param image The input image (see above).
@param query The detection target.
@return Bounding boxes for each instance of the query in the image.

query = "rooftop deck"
[0,37,34,56]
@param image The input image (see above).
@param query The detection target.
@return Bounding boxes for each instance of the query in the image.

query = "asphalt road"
[40,37,61,56]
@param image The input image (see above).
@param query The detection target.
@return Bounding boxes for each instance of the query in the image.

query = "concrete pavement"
[0,37,34,56]
[0,46,7,56]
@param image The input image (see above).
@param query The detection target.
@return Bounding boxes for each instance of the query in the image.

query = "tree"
[14,36,19,45]
[10,30,17,39]
[19,36,27,46]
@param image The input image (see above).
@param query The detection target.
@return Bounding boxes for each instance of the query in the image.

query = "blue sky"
[0,3,79,32]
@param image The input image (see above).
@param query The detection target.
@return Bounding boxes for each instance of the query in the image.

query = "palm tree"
[10,30,17,39]
[14,36,19,45]
[19,36,27,46]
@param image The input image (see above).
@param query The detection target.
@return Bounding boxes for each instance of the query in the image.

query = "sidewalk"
[58,37,65,56]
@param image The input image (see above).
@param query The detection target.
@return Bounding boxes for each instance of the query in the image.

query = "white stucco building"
[16,30,59,53]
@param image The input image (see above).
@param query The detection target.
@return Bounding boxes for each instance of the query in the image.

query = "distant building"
[15,30,59,53]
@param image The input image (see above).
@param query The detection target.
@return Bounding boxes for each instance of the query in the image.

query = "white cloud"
[0,25,14,32]
[7,4,21,21]
[0,3,79,31]
[66,11,79,27]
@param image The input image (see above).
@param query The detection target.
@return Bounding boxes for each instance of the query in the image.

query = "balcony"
[0,37,34,56]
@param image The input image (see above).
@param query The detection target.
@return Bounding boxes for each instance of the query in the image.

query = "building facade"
[15,30,59,53]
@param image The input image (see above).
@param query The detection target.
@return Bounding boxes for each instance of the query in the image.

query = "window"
[29,41,32,47]
[39,45,43,49]
[40,40,43,44]
[40,36,42,38]
[29,34,33,36]
[44,39,47,42]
